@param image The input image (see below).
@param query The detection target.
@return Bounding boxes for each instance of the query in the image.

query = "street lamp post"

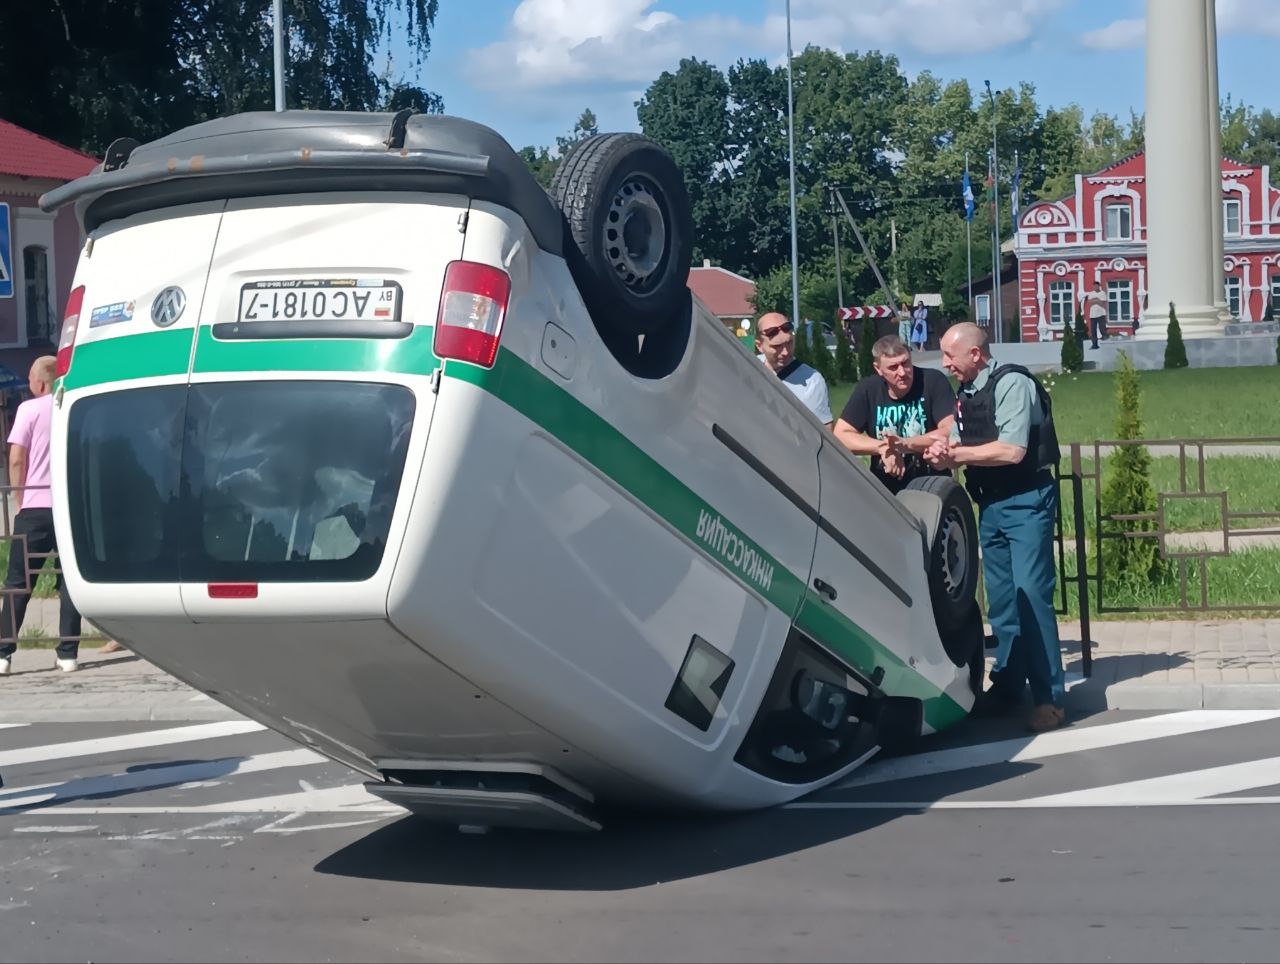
[785,0,801,335]
[273,0,286,111]
[985,80,1002,344]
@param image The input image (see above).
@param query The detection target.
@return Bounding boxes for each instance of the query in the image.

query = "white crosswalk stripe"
[831,710,1280,789]
[3,710,1280,826]
[0,720,265,767]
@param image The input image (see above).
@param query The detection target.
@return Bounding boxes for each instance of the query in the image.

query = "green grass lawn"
[1058,455,1280,537]
[1054,548,1280,619]
[829,364,1280,443]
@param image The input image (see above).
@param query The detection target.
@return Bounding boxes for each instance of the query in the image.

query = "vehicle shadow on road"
[315,717,1048,891]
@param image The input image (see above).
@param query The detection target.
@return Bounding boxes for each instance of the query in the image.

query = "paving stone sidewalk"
[1057,618,1280,711]
[3,619,1280,724]
[0,645,239,723]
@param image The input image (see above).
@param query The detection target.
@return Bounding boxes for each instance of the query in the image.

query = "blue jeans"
[978,480,1065,707]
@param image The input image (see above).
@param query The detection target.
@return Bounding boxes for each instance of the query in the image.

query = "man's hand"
[878,430,904,461]
[924,438,956,470]
[881,450,906,478]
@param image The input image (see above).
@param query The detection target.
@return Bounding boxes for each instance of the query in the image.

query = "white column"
[1205,0,1228,317]
[1141,0,1226,339]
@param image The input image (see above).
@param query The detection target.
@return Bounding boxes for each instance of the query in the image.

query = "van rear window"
[66,382,416,583]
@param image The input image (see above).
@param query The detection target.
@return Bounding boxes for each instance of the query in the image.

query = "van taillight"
[55,285,85,378]
[433,261,511,369]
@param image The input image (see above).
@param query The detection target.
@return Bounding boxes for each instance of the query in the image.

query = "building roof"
[0,118,98,182]
[688,261,756,318]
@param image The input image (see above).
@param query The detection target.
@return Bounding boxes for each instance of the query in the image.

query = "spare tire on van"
[551,134,693,338]
[898,475,982,666]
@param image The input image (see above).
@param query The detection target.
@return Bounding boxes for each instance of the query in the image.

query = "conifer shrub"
[835,321,858,384]
[1101,352,1165,587]
[858,318,877,380]
[1163,302,1189,369]
[1060,323,1083,373]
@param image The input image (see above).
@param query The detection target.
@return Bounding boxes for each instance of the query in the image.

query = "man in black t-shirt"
[834,335,956,494]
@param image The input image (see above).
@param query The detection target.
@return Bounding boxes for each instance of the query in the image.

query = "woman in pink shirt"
[0,356,83,674]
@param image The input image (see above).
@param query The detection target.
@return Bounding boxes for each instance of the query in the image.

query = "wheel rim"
[939,509,968,599]
[604,174,668,292]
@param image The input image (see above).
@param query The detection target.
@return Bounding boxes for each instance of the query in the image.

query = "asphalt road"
[4,709,1280,963]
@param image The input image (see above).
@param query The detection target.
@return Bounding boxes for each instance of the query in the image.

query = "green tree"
[519,108,604,188]
[518,145,558,188]
[0,1,443,154]
[636,59,731,263]
[1164,302,1189,369]
[1101,353,1163,587]
[858,318,876,379]
[809,322,837,383]
[555,108,599,156]
[1060,324,1083,373]
[1074,309,1089,347]
[749,264,794,317]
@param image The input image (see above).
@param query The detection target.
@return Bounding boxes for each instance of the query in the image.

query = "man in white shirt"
[1081,280,1108,349]
[754,312,833,428]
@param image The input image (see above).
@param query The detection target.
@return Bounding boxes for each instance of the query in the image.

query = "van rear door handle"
[813,578,837,602]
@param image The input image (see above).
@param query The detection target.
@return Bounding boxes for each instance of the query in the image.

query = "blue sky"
[388,0,1279,151]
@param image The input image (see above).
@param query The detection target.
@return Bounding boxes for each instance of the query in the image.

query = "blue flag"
[1010,164,1022,232]
[961,170,975,222]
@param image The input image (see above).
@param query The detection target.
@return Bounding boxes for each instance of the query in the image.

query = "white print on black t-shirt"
[874,398,928,440]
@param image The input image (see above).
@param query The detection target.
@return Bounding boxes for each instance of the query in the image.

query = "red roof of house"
[688,264,756,318]
[0,118,98,182]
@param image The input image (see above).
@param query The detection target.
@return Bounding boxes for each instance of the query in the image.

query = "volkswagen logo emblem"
[151,286,186,328]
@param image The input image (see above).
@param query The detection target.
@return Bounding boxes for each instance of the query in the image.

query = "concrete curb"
[0,702,246,724]
[1065,680,1280,712]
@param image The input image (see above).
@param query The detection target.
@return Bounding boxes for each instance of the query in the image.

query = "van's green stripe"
[446,350,965,729]
[61,327,441,390]
[191,326,440,375]
[61,328,195,390]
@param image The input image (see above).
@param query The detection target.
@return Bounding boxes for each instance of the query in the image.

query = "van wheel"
[902,476,981,657]
[551,133,693,338]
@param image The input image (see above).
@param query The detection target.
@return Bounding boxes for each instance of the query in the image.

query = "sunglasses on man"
[758,320,794,340]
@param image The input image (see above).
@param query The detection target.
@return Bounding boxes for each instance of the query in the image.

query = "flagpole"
[985,80,1001,344]
[784,0,801,335]
[965,152,973,313]
[273,0,286,111]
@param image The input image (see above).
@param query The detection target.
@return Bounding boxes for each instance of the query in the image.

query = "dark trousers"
[0,507,82,660]
[979,481,1065,707]
[1090,315,1107,347]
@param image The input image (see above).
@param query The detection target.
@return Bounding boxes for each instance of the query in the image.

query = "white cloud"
[1080,18,1145,50]
[783,0,1066,57]
[1217,0,1280,37]
[466,0,1066,93]
[1079,1,1280,53]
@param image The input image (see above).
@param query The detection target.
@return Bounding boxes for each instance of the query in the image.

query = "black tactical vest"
[956,363,1060,502]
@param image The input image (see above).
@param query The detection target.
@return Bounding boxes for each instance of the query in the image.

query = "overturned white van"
[40,110,985,831]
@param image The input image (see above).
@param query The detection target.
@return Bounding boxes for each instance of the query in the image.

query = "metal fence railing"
[1054,437,1280,677]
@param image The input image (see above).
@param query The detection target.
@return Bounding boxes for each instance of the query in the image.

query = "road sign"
[837,305,893,321]
[0,203,11,299]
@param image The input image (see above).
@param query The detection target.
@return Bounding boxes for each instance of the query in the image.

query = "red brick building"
[687,259,756,338]
[1014,152,1280,341]
[0,119,97,371]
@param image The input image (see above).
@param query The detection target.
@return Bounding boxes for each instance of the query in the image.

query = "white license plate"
[238,279,402,323]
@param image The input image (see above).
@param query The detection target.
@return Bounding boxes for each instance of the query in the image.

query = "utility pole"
[985,80,1002,343]
[784,0,801,333]
[273,0,286,111]
[830,188,844,311]
[832,187,896,310]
